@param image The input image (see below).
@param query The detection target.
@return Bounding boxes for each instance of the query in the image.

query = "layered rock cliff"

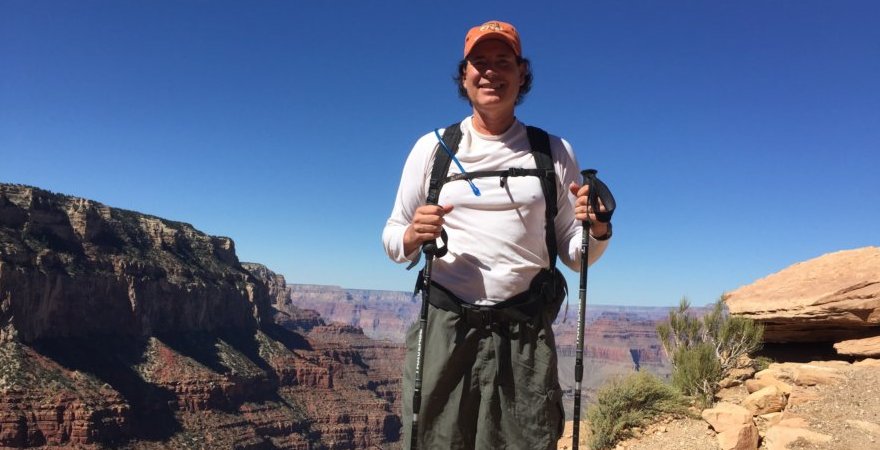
[0,184,270,342]
[289,284,416,342]
[0,184,401,449]
[724,247,880,351]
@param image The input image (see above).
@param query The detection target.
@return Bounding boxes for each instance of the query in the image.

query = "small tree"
[657,297,763,406]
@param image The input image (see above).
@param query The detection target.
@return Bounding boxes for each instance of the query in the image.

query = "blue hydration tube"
[434,129,481,197]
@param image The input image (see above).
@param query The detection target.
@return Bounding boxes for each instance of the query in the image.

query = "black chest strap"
[424,122,558,269]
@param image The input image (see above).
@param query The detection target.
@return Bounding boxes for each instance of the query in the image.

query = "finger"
[421,204,453,217]
[585,198,606,214]
[569,182,581,197]
[577,184,591,199]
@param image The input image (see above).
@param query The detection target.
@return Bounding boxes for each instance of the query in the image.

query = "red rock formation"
[0,184,271,343]
[0,184,402,448]
[289,284,417,342]
[725,247,880,344]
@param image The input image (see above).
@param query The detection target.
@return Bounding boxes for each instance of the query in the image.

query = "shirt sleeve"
[382,132,439,263]
[552,137,610,273]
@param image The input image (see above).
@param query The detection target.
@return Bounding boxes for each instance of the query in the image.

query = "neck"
[471,109,516,135]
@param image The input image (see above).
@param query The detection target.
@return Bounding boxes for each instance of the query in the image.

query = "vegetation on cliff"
[585,372,688,450]
[657,298,763,407]
[583,298,764,449]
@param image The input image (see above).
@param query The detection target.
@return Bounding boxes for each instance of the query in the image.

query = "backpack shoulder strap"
[526,125,558,269]
[406,122,462,271]
[426,123,463,206]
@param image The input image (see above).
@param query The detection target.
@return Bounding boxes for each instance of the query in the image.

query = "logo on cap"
[463,20,522,57]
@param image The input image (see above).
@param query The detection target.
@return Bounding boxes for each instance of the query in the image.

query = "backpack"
[416,122,559,270]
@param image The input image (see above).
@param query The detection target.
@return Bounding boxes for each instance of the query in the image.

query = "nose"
[480,64,499,77]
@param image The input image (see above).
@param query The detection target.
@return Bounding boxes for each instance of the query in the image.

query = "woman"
[383,20,612,449]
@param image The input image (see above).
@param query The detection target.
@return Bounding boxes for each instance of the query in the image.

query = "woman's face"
[461,39,524,115]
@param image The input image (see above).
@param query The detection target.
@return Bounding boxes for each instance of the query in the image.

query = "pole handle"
[580,168,616,224]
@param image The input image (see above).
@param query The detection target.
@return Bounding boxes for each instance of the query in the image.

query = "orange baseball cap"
[463,20,522,58]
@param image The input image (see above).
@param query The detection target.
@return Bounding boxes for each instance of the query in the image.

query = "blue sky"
[2,1,878,307]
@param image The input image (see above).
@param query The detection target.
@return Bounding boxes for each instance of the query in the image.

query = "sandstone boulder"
[764,420,831,450]
[834,335,880,357]
[717,424,759,450]
[791,364,846,386]
[853,358,880,368]
[720,365,757,389]
[702,402,753,433]
[759,362,847,387]
[742,385,787,415]
[702,402,759,450]
[745,375,792,395]
[724,247,880,343]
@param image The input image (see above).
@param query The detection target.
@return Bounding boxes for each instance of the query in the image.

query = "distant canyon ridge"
[287,284,674,413]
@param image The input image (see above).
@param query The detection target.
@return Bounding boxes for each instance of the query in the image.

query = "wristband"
[590,222,612,241]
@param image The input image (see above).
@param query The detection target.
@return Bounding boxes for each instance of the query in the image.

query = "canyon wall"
[0,184,401,449]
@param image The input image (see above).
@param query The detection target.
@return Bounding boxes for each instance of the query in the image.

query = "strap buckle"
[461,303,494,329]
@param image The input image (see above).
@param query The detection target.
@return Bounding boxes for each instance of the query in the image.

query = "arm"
[552,138,611,273]
[382,132,454,263]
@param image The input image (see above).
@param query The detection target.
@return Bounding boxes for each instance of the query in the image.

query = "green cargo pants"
[401,281,565,450]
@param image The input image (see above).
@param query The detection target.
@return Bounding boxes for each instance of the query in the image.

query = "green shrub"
[657,297,763,407]
[586,372,689,450]
[669,342,722,407]
[753,355,774,372]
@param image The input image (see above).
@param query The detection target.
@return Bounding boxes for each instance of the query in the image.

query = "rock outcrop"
[701,402,759,450]
[724,247,880,346]
[0,184,271,343]
[0,184,402,449]
[712,359,880,450]
[833,335,880,357]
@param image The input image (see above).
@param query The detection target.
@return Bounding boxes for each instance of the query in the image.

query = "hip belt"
[425,281,545,329]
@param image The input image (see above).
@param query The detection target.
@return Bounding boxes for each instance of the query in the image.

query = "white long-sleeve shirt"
[383,117,609,305]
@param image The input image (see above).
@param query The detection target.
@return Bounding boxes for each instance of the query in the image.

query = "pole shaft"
[573,224,589,450]
[573,169,595,450]
[411,253,433,450]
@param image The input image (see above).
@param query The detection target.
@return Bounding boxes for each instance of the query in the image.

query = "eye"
[470,59,489,71]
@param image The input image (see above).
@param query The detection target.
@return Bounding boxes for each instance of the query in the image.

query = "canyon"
[0,183,402,449]
[0,183,677,448]
[5,182,876,449]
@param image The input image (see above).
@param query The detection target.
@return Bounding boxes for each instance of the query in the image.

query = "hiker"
[382,20,612,450]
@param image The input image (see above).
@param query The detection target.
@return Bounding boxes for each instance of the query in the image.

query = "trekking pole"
[411,236,440,450]
[572,173,592,450]
[572,169,615,450]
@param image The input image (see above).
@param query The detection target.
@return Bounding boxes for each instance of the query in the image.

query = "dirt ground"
[558,360,879,450]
